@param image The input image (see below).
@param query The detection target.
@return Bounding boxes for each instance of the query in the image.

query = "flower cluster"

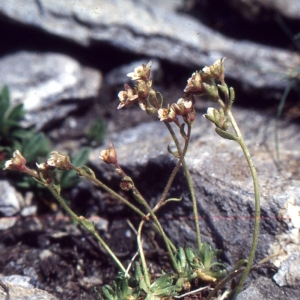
[184,58,225,102]
[157,96,196,125]
[3,150,75,185]
[117,61,155,111]
[3,150,39,179]
[118,58,226,127]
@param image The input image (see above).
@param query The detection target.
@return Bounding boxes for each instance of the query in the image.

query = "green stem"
[155,124,191,209]
[164,122,202,253]
[74,167,177,252]
[137,219,151,287]
[74,167,145,217]
[226,110,260,298]
[131,188,180,273]
[46,183,126,273]
[275,82,292,168]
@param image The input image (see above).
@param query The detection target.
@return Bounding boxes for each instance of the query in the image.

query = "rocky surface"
[236,276,300,300]
[0,51,102,130]
[225,0,300,20]
[90,106,300,291]
[0,275,58,300]
[0,0,300,299]
[0,0,299,91]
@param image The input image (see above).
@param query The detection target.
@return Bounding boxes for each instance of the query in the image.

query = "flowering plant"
[3,58,261,299]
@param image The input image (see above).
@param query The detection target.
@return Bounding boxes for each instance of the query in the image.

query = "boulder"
[0,0,299,90]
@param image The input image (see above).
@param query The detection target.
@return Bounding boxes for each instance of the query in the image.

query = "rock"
[225,0,300,21]
[0,181,37,220]
[273,253,300,287]
[105,59,161,87]
[0,0,299,90]
[90,105,300,280]
[0,180,23,216]
[236,277,300,300]
[0,275,58,300]
[270,188,300,287]
[0,51,102,130]
[0,217,17,230]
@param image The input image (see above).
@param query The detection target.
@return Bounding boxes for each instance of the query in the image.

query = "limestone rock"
[0,51,102,130]
[0,275,58,300]
[0,0,299,90]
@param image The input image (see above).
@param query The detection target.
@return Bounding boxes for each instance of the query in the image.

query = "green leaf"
[22,132,50,162]
[86,118,106,144]
[167,144,179,158]
[6,103,26,121]
[72,147,90,167]
[102,285,115,300]
[156,91,163,108]
[10,128,32,139]
[59,170,79,189]
[215,128,237,141]
[0,86,10,121]
[175,247,187,272]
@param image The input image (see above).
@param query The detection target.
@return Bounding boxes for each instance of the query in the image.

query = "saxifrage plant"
[3,58,260,299]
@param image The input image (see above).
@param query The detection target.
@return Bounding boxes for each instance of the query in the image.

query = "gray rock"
[0,275,58,300]
[0,0,299,90]
[236,277,300,300]
[0,180,23,216]
[0,51,102,130]
[273,253,300,287]
[105,59,161,86]
[225,0,300,20]
[0,217,17,230]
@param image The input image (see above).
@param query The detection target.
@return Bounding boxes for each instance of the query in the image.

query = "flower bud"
[47,151,72,170]
[135,80,152,99]
[158,105,177,122]
[184,71,205,94]
[202,57,226,82]
[127,61,152,81]
[172,98,193,116]
[117,84,138,109]
[183,107,196,126]
[100,143,118,165]
[3,150,38,178]
[3,150,27,172]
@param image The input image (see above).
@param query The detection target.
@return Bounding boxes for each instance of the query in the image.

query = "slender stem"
[46,183,126,273]
[206,250,282,300]
[73,167,145,217]
[226,110,260,298]
[131,188,180,273]
[165,122,202,252]
[73,167,177,252]
[206,267,246,300]
[275,83,292,168]
[155,124,191,209]
[137,219,151,286]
